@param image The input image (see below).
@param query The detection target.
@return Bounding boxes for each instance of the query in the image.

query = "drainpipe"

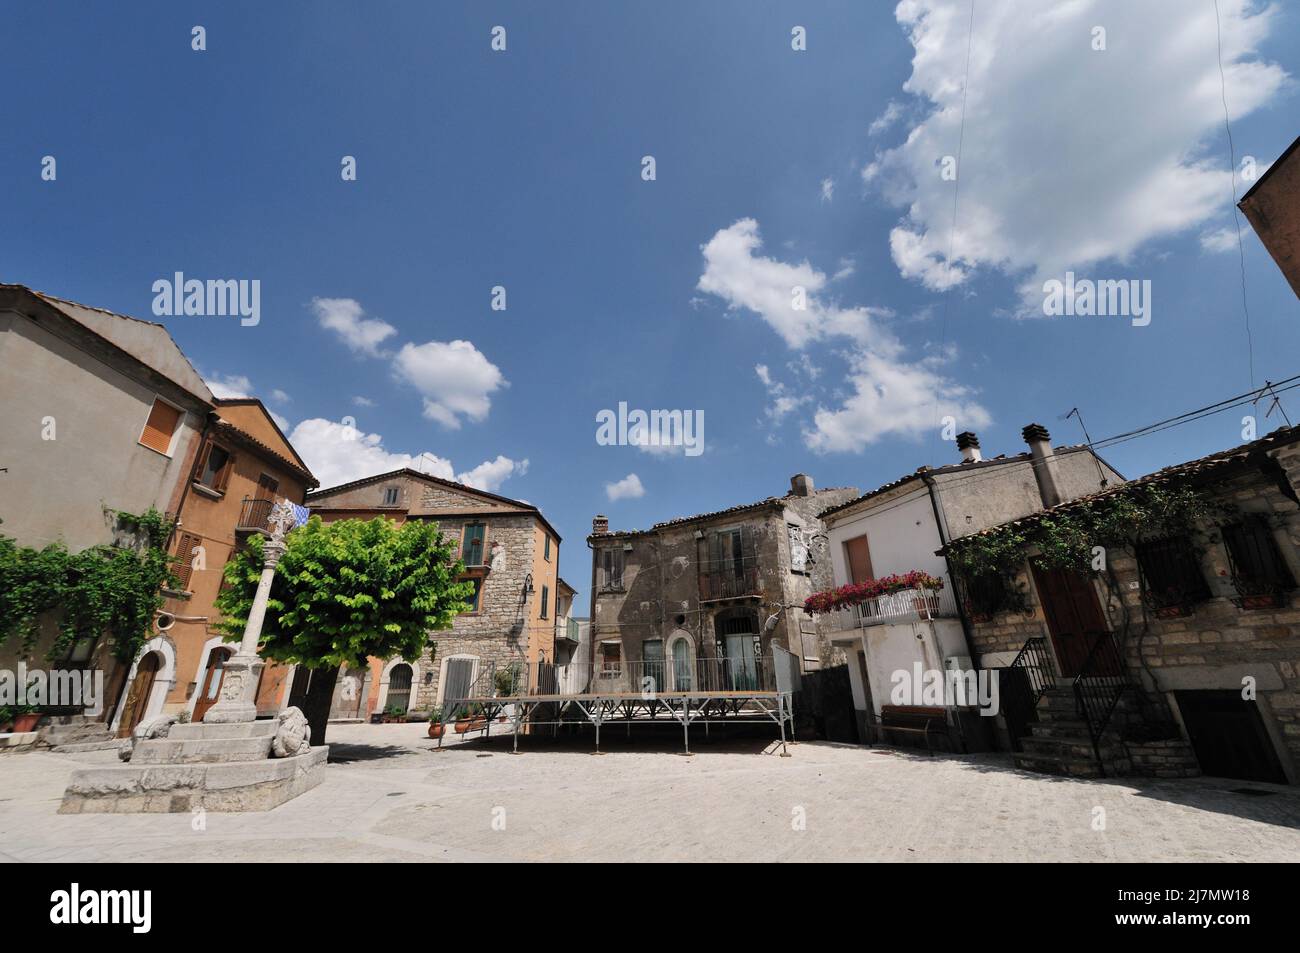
[920,472,981,670]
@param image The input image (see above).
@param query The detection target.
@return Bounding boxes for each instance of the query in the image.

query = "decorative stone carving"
[271,707,311,758]
[120,714,177,762]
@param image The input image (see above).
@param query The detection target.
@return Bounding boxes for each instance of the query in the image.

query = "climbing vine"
[0,508,176,664]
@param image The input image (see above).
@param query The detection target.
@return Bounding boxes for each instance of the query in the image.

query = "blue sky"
[5,1,1299,602]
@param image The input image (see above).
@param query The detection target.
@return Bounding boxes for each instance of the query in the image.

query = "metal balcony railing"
[823,585,959,633]
[556,616,580,643]
[236,497,276,534]
[442,656,776,702]
[698,556,763,601]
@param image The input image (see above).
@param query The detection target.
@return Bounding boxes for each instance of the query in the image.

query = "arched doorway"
[668,631,694,691]
[115,652,160,738]
[386,663,413,714]
[715,609,760,690]
[193,646,233,722]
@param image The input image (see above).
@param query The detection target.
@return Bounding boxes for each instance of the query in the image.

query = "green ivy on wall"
[0,508,176,664]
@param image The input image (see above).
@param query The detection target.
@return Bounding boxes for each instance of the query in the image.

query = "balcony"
[698,556,763,602]
[236,497,276,534]
[823,585,959,634]
[556,616,580,644]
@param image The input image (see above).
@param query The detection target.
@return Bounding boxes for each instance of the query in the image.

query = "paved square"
[1,723,1297,862]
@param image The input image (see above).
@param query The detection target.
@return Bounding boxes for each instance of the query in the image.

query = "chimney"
[1022,423,1063,508]
[592,514,609,535]
[956,431,982,463]
[790,473,814,497]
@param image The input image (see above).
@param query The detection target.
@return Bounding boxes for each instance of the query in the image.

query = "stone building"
[305,469,562,716]
[586,475,858,687]
[947,426,1300,784]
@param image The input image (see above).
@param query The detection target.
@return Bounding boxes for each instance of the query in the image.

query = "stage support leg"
[681,698,692,756]
[779,694,791,758]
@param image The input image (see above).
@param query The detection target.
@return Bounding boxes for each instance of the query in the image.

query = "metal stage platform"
[436,650,800,756]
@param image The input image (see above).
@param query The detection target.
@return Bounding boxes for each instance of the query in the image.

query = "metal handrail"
[1001,636,1056,750]
[1072,630,1129,774]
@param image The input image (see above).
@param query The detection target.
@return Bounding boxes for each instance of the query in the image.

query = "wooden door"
[1030,566,1116,678]
[193,647,232,722]
[1175,690,1287,783]
[116,653,160,738]
[844,535,874,583]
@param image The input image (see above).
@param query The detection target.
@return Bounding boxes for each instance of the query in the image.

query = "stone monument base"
[59,716,327,814]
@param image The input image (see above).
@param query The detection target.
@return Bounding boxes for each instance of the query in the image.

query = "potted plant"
[454,702,488,733]
[11,704,40,733]
[382,705,406,724]
[0,707,13,733]
[427,707,445,739]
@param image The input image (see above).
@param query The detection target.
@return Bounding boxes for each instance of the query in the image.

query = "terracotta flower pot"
[427,722,445,739]
[454,716,487,734]
[12,713,40,733]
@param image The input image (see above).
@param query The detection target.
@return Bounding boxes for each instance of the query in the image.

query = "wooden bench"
[874,705,952,754]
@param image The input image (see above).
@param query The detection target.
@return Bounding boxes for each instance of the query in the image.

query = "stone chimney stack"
[592,514,609,535]
[1022,423,1063,508]
[790,473,815,497]
[956,431,983,463]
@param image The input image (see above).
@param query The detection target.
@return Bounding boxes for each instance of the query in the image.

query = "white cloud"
[392,340,507,429]
[1199,226,1240,254]
[268,410,291,431]
[270,389,291,404]
[820,177,835,203]
[832,258,856,281]
[311,297,398,357]
[457,455,530,492]
[698,218,989,451]
[289,418,526,493]
[869,100,904,136]
[205,373,254,399]
[869,0,1286,301]
[352,395,376,408]
[605,473,645,501]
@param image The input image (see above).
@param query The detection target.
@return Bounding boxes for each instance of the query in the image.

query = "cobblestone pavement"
[1,723,1297,862]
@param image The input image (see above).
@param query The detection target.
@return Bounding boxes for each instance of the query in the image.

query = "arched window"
[387,663,413,713]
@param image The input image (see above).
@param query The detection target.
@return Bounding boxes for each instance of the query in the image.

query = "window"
[600,642,622,674]
[256,473,279,499]
[462,523,486,566]
[382,486,399,506]
[459,576,484,613]
[1135,535,1210,613]
[788,525,809,573]
[1223,515,1296,600]
[601,547,624,589]
[194,441,235,492]
[544,535,551,561]
[172,532,203,591]
[139,398,181,454]
[540,585,549,618]
[958,571,1009,621]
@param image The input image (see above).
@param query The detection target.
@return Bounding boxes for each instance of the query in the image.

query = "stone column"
[204,501,294,724]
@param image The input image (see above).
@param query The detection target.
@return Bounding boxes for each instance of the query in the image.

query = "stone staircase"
[37,714,128,754]
[1013,685,1133,778]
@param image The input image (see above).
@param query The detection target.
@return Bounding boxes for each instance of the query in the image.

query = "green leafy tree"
[214,517,473,737]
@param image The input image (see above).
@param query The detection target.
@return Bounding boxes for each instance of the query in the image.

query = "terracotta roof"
[1239,133,1300,204]
[211,419,318,489]
[941,425,1300,550]
[214,397,314,477]
[818,445,1107,521]
[308,467,561,542]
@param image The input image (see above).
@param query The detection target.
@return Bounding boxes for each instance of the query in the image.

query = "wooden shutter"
[173,532,202,590]
[140,399,181,453]
[845,535,874,583]
[255,473,279,500]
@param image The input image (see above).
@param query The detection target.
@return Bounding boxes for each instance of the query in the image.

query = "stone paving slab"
[0,723,1297,862]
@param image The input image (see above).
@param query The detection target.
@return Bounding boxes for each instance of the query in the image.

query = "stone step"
[167,720,278,741]
[1013,751,1107,778]
[1020,735,1125,762]
[130,735,274,764]
[50,739,129,754]
[60,746,329,814]
[39,724,115,746]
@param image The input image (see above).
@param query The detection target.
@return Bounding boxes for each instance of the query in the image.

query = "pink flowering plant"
[803,570,944,615]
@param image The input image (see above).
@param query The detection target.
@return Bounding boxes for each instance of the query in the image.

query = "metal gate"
[386,663,413,713]
[443,657,477,704]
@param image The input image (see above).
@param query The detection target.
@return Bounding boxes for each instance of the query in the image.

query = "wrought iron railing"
[236,497,276,534]
[443,656,776,702]
[1000,636,1056,750]
[1072,630,1129,773]
[1223,516,1296,604]
[1135,535,1210,614]
[698,555,763,601]
[824,585,959,633]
